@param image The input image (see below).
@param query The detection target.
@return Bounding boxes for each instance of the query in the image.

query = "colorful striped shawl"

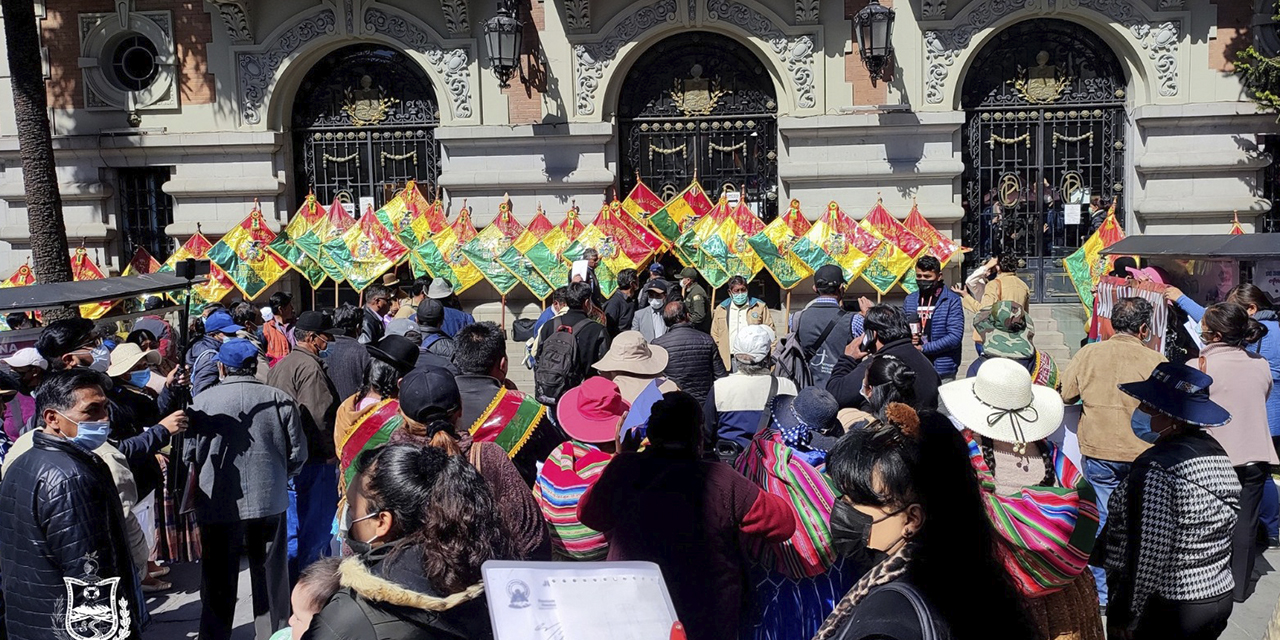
[533,441,613,560]
[963,429,1099,597]
[736,428,839,579]
[469,387,545,457]
[339,399,404,492]
[1031,349,1060,390]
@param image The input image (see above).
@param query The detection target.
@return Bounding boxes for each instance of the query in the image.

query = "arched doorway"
[618,32,779,222]
[960,19,1127,303]
[291,44,441,211]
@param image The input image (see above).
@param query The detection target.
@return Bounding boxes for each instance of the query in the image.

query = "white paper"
[358,196,376,217]
[1063,203,1082,225]
[341,202,357,218]
[570,260,589,283]
[1185,317,1207,350]
[483,561,678,640]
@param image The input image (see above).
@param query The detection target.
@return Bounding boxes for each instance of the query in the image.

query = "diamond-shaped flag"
[594,202,654,269]
[408,224,485,295]
[523,226,574,288]
[858,201,924,295]
[207,203,293,300]
[376,181,438,249]
[159,233,236,309]
[801,201,883,282]
[711,198,767,280]
[122,247,162,277]
[673,195,732,270]
[649,180,715,249]
[450,204,479,245]
[558,205,586,243]
[324,205,409,293]
[498,205,554,299]
[268,195,328,288]
[460,197,522,295]
[296,197,357,283]
[70,248,117,319]
[902,202,961,268]
[1,263,35,288]
[748,201,816,289]
[563,222,636,298]
[621,177,666,219]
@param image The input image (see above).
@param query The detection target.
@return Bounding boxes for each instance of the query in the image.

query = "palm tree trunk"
[3,0,76,308]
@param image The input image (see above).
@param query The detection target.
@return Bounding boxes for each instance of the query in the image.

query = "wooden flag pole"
[334,279,340,307]
[501,295,508,331]
[785,289,792,320]
[311,286,316,311]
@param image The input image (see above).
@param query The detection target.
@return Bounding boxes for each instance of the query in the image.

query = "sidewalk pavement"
[144,549,1280,639]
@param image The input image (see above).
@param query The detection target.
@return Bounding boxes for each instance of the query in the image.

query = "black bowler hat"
[294,310,334,337]
[366,336,420,375]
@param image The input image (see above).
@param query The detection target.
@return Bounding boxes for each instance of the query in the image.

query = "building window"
[110,35,160,92]
[117,168,175,262]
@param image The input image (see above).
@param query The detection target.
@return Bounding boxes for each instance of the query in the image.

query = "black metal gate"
[292,44,441,212]
[618,32,779,222]
[961,19,1128,303]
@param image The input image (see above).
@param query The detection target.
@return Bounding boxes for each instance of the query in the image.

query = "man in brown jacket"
[265,310,339,574]
[1059,296,1165,606]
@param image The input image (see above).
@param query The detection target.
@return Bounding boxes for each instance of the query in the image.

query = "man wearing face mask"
[1059,296,1166,607]
[903,256,965,382]
[710,275,775,370]
[825,305,940,412]
[603,268,638,338]
[34,318,104,371]
[187,339,306,640]
[0,369,144,640]
[187,311,244,397]
[267,311,340,576]
[631,279,670,342]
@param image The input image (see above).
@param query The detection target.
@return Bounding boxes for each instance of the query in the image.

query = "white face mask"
[648,298,664,310]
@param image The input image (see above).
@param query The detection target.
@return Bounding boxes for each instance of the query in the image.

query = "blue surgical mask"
[59,412,111,451]
[88,346,111,373]
[129,370,151,388]
[731,292,749,307]
[318,347,331,359]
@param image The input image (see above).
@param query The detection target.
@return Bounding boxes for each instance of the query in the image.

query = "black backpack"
[772,308,846,390]
[534,318,593,405]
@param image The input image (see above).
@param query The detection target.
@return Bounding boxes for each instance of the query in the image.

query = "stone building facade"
[0,0,1275,313]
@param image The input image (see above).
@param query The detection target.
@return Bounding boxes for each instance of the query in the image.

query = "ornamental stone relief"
[796,0,819,24]
[440,0,470,36]
[923,0,1181,104]
[573,0,681,116]
[706,0,816,109]
[237,7,475,126]
[206,0,252,44]
[920,0,946,20]
[566,0,591,31]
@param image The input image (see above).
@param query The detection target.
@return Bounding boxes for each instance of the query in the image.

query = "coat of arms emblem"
[670,65,729,117]
[343,75,399,126]
[61,554,130,640]
[1010,51,1071,104]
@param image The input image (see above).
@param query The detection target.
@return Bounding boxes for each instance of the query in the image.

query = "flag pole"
[501,295,508,331]
[785,289,792,320]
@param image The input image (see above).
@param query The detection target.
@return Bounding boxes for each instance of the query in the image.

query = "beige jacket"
[1060,333,1166,462]
[710,299,775,368]
[2,432,150,573]
[963,272,1032,342]
[1199,342,1277,467]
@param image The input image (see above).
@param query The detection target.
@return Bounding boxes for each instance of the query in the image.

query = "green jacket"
[683,282,711,331]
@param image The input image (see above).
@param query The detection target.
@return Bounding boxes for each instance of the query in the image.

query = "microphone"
[907,313,921,338]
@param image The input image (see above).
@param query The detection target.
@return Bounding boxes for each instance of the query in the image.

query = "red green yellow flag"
[450,205,479,245]
[648,180,715,249]
[1230,211,1245,235]
[748,200,816,289]
[268,195,328,288]
[563,223,632,297]
[558,205,587,242]
[297,197,357,283]
[801,202,882,282]
[414,198,449,237]
[621,178,667,218]
[325,205,409,293]
[497,205,554,299]
[1064,205,1125,311]
[408,224,485,295]
[523,225,574,287]
[858,201,924,295]
[703,199,766,282]
[524,206,555,239]
[460,198,522,296]
[1,263,35,288]
[160,233,236,308]
[376,181,435,249]
[902,202,961,268]
[70,248,117,319]
[207,203,293,300]
[608,198,666,254]
[594,202,655,268]
[122,247,162,276]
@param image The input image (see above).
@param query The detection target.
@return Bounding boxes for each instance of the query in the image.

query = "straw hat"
[593,331,668,377]
[105,342,161,378]
[939,358,1064,449]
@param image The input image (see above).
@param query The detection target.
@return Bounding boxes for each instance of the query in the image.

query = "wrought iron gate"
[292,44,441,211]
[618,32,779,222]
[961,19,1127,303]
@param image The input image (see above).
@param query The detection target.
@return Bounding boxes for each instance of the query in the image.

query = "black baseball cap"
[399,367,462,423]
[294,310,334,337]
[417,298,446,326]
[814,264,846,286]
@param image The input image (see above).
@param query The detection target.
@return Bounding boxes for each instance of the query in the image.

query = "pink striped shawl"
[963,429,1100,597]
[736,428,839,579]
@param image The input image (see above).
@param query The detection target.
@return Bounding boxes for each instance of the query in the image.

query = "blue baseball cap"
[215,338,259,368]
[204,311,243,336]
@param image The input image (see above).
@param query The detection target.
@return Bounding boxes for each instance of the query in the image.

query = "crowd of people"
[0,253,1277,640]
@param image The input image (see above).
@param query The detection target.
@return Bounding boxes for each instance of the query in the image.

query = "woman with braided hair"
[388,367,551,561]
[818,403,1035,640]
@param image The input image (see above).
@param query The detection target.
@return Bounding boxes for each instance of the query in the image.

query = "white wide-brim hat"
[939,358,1064,448]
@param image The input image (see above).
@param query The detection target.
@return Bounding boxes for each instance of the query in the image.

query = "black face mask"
[917,279,942,295]
[829,499,874,557]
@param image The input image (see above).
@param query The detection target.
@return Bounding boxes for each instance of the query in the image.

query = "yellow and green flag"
[858,202,923,295]
[268,195,328,288]
[324,205,408,293]
[296,197,357,283]
[460,198,524,296]
[497,206,554,299]
[648,180,715,251]
[207,204,293,300]
[70,248,117,319]
[376,181,437,250]
[409,225,485,295]
[523,226,574,288]
[748,201,816,289]
[1064,205,1125,312]
[801,202,882,282]
[159,233,236,309]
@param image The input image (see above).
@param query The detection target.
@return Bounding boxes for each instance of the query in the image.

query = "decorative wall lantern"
[483,0,525,88]
[853,0,895,84]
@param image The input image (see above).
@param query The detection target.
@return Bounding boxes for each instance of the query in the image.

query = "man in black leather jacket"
[0,369,142,640]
